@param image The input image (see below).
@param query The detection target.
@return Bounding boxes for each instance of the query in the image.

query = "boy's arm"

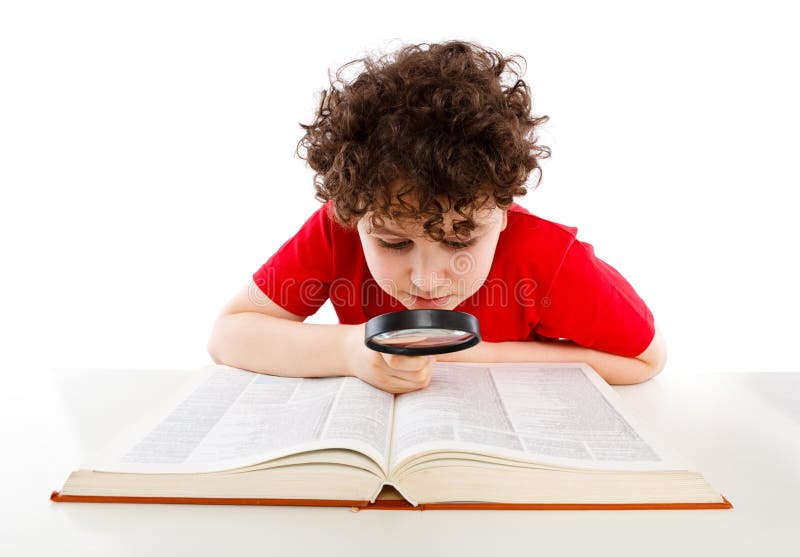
[207,280,359,378]
[436,326,668,385]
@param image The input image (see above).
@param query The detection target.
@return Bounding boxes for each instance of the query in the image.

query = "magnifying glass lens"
[372,328,475,348]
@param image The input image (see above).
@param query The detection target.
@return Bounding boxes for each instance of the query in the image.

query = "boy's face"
[357,200,508,310]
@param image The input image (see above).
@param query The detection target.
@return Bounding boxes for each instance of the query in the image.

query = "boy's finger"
[385,370,432,391]
[388,366,430,383]
[381,353,434,372]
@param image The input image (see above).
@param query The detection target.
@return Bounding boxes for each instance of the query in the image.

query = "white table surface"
[2,367,798,556]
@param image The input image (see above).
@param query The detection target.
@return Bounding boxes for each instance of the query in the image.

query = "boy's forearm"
[437,339,662,385]
[207,312,356,378]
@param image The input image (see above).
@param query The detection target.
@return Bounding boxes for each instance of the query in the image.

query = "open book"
[51,362,732,510]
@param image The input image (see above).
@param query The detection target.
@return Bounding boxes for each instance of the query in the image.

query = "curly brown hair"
[295,39,551,241]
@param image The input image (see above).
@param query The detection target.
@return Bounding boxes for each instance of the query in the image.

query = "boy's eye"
[444,238,477,250]
[378,239,412,250]
[377,238,478,251]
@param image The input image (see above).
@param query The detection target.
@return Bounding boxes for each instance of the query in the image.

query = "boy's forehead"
[362,206,496,236]
[358,184,500,235]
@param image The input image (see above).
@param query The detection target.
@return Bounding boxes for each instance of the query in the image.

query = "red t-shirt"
[253,201,655,358]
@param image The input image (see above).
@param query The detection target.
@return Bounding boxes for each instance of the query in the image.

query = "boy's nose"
[410,268,451,296]
[409,250,453,294]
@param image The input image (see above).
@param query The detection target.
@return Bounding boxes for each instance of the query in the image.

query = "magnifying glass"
[364,309,481,356]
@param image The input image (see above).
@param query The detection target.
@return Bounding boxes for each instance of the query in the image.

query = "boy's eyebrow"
[370,223,486,236]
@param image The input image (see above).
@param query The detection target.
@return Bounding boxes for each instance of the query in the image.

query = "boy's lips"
[407,293,452,308]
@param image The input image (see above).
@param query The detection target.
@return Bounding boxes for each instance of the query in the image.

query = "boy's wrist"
[341,323,365,377]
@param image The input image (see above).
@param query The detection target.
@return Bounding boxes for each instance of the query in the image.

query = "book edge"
[50,490,371,508]
[50,490,733,510]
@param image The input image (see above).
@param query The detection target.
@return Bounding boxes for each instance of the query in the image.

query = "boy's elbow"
[633,326,668,383]
[207,336,222,365]
[633,348,668,384]
[208,348,224,366]
[207,320,227,365]
[636,358,666,384]
[651,351,667,378]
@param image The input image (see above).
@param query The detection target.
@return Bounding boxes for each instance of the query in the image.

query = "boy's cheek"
[361,253,403,284]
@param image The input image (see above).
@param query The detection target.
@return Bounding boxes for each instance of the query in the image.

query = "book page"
[89,365,393,475]
[389,362,687,472]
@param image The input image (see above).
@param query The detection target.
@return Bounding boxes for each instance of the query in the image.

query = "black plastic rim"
[364,309,481,356]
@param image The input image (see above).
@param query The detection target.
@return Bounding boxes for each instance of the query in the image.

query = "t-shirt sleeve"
[251,204,334,317]
[532,237,656,358]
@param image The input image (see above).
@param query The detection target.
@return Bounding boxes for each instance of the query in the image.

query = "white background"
[2,0,798,377]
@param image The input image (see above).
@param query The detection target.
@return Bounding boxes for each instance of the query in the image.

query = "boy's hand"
[344,323,435,394]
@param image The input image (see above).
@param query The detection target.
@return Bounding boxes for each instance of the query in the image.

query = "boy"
[207,40,666,393]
